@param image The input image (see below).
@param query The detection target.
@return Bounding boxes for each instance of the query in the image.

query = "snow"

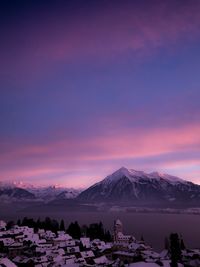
[94,255,109,264]
[104,167,186,185]
[0,182,82,202]
[129,263,159,267]
[129,262,183,267]
[80,250,94,258]
[149,172,185,184]
[79,166,196,203]
[80,237,90,248]
[105,167,146,183]
[0,258,17,267]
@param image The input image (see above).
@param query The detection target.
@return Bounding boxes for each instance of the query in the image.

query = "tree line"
[8,217,112,242]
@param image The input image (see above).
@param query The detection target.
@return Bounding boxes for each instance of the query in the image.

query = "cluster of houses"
[0,219,199,267]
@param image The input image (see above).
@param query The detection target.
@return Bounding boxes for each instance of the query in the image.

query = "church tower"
[113,219,123,242]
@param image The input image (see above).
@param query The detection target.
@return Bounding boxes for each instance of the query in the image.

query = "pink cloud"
[1,122,200,185]
[1,123,200,161]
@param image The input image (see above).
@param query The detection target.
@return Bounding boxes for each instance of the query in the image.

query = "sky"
[0,0,200,187]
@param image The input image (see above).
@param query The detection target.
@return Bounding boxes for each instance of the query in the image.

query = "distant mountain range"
[27,186,82,202]
[77,167,200,206]
[0,187,35,201]
[0,182,82,203]
[1,167,200,207]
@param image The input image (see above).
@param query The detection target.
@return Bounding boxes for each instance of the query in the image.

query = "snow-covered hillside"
[78,167,200,204]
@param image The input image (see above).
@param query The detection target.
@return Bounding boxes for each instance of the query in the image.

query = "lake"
[1,204,200,251]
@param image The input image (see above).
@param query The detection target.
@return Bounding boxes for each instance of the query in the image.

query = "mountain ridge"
[1,167,200,206]
[0,183,82,202]
[77,167,200,206]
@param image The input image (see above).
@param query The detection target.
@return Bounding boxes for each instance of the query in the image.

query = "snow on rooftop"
[94,255,109,264]
[129,262,161,267]
[0,257,17,267]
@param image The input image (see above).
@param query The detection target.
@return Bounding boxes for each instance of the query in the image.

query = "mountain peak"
[105,167,147,184]
[113,167,130,176]
[78,167,198,204]
[106,167,186,184]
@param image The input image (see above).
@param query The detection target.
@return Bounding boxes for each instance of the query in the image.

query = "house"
[8,242,24,258]
[80,237,91,249]
[94,255,111,265]
[67,246,80,255]
[80,250,95,259]
[113,250,136,263]
[0,257,17,267]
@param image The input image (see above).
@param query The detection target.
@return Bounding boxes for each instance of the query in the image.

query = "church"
[113,219,135,244]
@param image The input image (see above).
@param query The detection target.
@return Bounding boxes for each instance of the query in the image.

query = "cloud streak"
[1,121,200,185]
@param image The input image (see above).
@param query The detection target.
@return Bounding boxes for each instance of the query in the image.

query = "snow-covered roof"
[129,262,160,267]
[67,246,80,253]
[80,237,90,248]
[94,255,110,264]
[113,251,135,257]
[80,250,95,258]
[129,242,145,250]
[0,257,17,267]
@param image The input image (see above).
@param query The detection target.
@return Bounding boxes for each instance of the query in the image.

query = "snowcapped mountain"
[55,189,82,200]
[27,186,82,202]
[0,182,82,202]
[28,185,68,200]
[78,167,200,205]
[0,187,35,201]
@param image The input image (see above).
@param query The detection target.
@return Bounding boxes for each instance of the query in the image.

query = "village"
[0,219,199,267]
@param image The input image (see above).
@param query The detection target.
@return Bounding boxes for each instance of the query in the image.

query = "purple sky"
[0,0,200,187]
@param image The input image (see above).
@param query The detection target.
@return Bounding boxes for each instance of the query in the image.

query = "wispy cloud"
[1,122,200,185]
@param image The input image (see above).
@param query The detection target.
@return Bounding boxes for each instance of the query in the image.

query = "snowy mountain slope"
[0,182,82,202]
[27,186,82,201]
[78,167,200,204]
[56,189,82,200]
[0,187,35,201]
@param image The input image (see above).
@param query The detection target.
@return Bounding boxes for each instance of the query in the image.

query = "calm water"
[1,207,200,251]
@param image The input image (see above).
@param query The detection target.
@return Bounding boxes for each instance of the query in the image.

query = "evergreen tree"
[67,222,74,237]
[36,218,41,229]
[98,222,104,240]
[51,219,59,233]
[140,235,144,242]
[170,233,182,267]
[17,219,21,226]
[104,230,112,242]
[7,221,14,230]
[27,218,35,228]
[87,223,99,240]
[60,219,65,231]
[44,217,52,230]
[22,217,28,226]
[67,221,81,239]
[74,221,81,239]
[81,224,88,237]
